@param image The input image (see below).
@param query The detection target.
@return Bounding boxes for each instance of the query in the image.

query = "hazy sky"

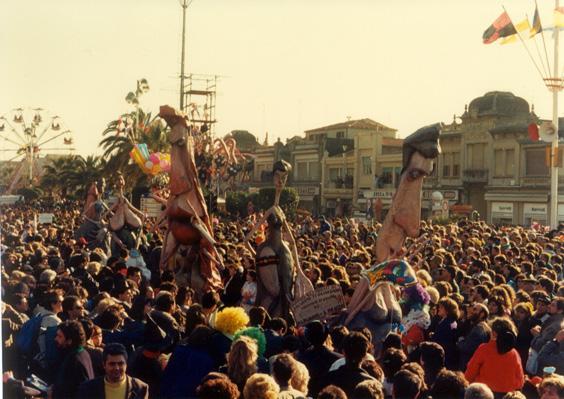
[2,0,563,158]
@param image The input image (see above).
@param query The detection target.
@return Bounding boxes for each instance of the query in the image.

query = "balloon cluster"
[130,143,171,175]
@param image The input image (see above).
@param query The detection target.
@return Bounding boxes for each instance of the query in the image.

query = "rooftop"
[306,118,395,133]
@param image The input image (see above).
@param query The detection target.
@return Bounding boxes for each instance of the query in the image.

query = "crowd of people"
[1,198,564,399]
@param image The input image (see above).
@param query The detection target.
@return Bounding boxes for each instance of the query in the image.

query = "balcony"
[463,169,488,183]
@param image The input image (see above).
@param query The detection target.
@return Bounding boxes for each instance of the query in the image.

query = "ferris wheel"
[0,108,75,193]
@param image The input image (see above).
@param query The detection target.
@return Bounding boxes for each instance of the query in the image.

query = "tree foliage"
[226,187,300,219]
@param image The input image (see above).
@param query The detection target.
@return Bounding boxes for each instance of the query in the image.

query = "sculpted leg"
[160,231,179,271]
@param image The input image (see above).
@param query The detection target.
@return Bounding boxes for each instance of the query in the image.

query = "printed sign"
[492,202,513,214]
[38,213,54,224]
[524,203,547,215]
[140,197,163,218]
[291,285,346,326]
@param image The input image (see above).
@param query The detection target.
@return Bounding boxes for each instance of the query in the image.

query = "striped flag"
[500,18,531,44]
[483,11,516,44]
[530,5,543,38]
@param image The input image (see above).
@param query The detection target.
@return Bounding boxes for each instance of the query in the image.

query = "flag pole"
[550,0,560,228]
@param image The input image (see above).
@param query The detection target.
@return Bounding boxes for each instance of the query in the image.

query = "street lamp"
[179,0,193,111]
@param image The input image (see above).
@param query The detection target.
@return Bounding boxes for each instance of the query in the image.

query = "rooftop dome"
[468,91,530,118]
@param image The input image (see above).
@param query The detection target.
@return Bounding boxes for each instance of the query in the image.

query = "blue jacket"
[160,344,215,398]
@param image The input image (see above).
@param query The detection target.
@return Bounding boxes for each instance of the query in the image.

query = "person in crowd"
[317,385,347,399]
[419,341,446,388]
[430,369,468,399]
[51,320,94,399]
[243,373,280,399]
[529,297,564,375]
[77,342,148,399]
[393,369,422,399]
[271,353,305,399]
[430,297,460,370]
[465,317,525,397]
[513,301,536,367]
[320,331,376,397]
[537,374,564,399]
[457,303,491,370]
[196,374,240,399]
[224,335,258,392]
[400,283,431,354]
[298,320,342,397]
[465,382,494,399]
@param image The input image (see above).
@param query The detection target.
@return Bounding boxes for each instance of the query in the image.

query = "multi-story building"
[425,90,564,226]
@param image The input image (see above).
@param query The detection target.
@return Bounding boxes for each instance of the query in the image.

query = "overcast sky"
[1,0,563,158]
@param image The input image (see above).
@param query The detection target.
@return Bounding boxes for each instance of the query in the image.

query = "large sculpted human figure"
[158,105,223,293]
[108,172,145,254]
[344,123,441,353]
[244,160,313,320]
[75,178,110,251]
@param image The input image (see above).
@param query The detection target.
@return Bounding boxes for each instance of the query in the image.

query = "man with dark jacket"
[78,343,148,399]
[529,297,564,374]
[51,320,94,399]
[297,320,342,397]
[319,331,375,398]
[457,303,491,370]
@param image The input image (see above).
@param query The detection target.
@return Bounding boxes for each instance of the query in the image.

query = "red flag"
[483,11,517,44]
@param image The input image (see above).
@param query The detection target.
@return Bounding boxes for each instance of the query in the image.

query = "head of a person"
[248,306,268,327]
[242,373,280,399]
[268,317,287,335]
[317,385,348,399]
[290,360,310,395]
[227,336,258,387]
[200,290,220,311]
[489,317,517,354]
[352,380,384,399]
[538,375,564,399]
[271,353,296,387]
[40,289,63,314]
[430,369,468,399]
[419,341,445,374]
[343,331,369,366]
[305,320,328,348]
[468,303,489,324]
[196,375,240,399]
[103,343,128,383]
[380,347,407,380]
[55,320,86,351]
[549,297,564,316]
[464,382,494,399]
[437,297,460,320]
[393,370,421,399]
[62,295,84,320]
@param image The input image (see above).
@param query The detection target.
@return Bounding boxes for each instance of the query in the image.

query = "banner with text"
[291,285,346,325]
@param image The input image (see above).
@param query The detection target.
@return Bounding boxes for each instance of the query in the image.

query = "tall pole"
[179,0,188,111]
[551,0,560,228]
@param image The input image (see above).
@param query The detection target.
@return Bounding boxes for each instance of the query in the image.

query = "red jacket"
[465,340,525,394]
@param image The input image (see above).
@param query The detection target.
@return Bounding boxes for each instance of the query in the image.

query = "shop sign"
[422,190,458,201]
[524,203,547,215]
[364,189,395,199]
[492,202,513,214]
[295,186,319,198]
[38,213,54,224]
[140,196,163,218]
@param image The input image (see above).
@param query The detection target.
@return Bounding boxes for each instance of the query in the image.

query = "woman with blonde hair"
[290,360,310,396]
[227,336,258,392]
[243,373,280,399]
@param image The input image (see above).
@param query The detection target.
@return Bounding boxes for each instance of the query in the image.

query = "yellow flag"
[500,18,531,44]
[555,7,564,28]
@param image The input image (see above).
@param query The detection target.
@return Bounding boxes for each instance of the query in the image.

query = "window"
[297,162,308,180]
[443,165,451,177]
[336,131,345,138]
[494,149,504,177]
[525,148,549,176]
[452,152,460,177]
[381,167,393,185]
[309,162,320,180]
[467,143,486,169]
[362,156,372,175]
[505,149,515,177]
[329,168,340,181]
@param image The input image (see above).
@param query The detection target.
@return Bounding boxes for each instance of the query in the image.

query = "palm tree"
[40,156,78,198]
[99,79,169,190]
